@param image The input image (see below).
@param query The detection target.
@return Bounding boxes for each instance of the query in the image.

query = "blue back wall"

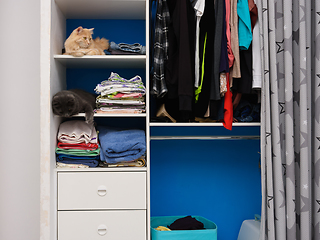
[66,19,146,46]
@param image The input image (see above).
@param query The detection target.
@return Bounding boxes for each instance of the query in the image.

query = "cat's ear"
[76,26,83,34]
[89,28,94,34]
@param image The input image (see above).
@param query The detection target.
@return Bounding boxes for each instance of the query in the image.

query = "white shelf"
[55,0,146,19]
[56,167,147,172]
[54,55,146,68]
[150,135,260,140]
[149,122,261,127]
[95,113,147,117]
[72,113,146,118]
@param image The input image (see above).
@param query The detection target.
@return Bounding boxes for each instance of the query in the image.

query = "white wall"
[0,0,40,240]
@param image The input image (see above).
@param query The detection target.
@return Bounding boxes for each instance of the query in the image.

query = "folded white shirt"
[57,120,98,144]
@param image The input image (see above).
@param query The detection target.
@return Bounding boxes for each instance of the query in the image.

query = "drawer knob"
[97,224,107,236]
[97,185,107,196]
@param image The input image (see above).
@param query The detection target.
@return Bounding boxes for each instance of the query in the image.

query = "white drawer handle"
[97,224,107,236]
[97,185,107,196]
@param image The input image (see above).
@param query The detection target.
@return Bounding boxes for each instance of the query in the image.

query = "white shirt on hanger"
[192,0,205,88]
[252,18,262,89]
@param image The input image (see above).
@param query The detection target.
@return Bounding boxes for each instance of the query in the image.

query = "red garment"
[57,142,99,151]
[248,0,258,31]
[223,73,233,130]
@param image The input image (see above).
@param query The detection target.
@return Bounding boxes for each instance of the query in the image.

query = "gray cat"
[52,89,96,124]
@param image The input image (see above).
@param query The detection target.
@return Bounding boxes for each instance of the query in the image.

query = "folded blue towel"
[97,126,146,163]
[56,154,100,167]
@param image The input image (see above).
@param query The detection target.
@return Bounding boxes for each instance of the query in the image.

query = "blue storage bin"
[151,216,217,240]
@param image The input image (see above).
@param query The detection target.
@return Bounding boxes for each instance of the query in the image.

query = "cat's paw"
[85,119,94,126]
[86,49,100,55]
[71,52,85,57]
[85,115,94,125]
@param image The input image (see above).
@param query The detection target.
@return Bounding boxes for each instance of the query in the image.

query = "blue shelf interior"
[150,126,261,240]
[66,19,146,46]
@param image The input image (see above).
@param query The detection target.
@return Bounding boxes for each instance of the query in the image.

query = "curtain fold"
[257,0,320,239]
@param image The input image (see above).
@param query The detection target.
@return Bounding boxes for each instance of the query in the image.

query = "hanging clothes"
[223,73,233,130]
[165,0,196,112]
[219,0,229,74]
[237,0,252,50]
[248,0,258,30]
[230,0,241,80]
[232,44,253,93]
[252,19,261,89]
[219,0,229,96]
[194,0,215,117]
[192,0,206,88]
[150,0,260,128]
[209,0,224,102]
[225,0,234,68]
[251,0,261,89]
[220,0,233,129]
[232,0,258,94]
[152,0,170,98]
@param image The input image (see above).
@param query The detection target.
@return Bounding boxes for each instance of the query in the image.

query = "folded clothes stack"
[94,72,146,114]
[97,125,146,165]
[99,155,146,168]
[56,120,100,168]
[107,41,146,55]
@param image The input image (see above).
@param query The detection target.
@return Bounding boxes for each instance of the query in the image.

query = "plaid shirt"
[152,0,170,98]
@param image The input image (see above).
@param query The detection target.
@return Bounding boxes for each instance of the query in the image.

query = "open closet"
[40,0,261,239]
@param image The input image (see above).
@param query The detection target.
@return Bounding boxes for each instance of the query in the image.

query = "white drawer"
[58,210,146,240]
[58,172,146,210]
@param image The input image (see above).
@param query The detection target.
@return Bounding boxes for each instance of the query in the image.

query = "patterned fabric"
[257,0,320,239]
[152,0,170,98]
[220,72,227,96]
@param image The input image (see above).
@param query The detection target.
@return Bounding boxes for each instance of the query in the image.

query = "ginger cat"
[64,26,109,57]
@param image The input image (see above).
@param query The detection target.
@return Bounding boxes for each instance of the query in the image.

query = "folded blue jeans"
[109,41,146,54]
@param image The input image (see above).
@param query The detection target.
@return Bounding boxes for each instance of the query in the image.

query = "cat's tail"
[94,37,110,51]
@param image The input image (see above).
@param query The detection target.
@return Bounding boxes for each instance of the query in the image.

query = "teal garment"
[237,0,252,50]
[55,147,100,156]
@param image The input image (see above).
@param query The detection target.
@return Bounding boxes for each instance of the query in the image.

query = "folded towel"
[55,147,100,156]
[98,156,146,168]
[57,142,99,151]
[56,154,100,167]
[97,126,146,163]
[56,162,89,168]
[57,120,98,144]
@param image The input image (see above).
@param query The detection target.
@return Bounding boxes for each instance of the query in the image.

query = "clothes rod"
[150,135,260,140]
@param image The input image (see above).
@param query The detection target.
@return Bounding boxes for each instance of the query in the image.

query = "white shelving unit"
[40,0,150,239]
[40,0,261,239]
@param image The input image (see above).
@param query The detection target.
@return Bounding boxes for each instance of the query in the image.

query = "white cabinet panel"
[58,172,146,210]
[58,210,146,240]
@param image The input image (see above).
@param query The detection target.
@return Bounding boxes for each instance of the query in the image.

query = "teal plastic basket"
[151,216,217,240]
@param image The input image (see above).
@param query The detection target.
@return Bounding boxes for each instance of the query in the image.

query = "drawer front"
[58,210,146,240]
[58,172,146,210]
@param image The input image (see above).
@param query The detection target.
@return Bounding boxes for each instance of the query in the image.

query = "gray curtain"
[256,0,320,239]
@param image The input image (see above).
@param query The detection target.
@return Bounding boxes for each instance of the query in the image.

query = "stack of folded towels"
[94,72,146,114]
[56,120,100,168]
[97,125,146,167]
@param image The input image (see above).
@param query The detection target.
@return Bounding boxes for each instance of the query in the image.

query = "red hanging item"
[223,73,233,130]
